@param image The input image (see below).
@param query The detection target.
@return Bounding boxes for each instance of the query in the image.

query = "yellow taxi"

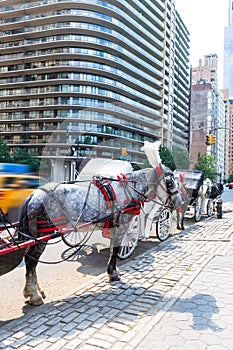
[0,174,47,222]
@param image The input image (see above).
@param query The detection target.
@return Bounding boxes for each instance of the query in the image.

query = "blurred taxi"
[0,174,47,222]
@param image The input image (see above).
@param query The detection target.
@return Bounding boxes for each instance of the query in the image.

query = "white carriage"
[174,170,214,222]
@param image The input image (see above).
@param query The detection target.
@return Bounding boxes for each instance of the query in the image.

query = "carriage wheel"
[62,229,91,248]
[117,216,139,260]
[155,208,172,241]
[207,199,214,216]
[194,196,203,222]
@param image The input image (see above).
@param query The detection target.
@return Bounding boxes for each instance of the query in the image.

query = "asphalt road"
[0,188,231,325]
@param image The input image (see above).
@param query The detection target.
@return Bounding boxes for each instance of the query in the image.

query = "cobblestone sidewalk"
[1,203,233,350]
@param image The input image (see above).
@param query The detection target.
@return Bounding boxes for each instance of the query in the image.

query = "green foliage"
[227,174,233,183]
[11,148,40,172]
[159,145,176,170]
[0,138,40,172]
[194,153,217,180]
[0,137,12,163]
[172,147,190,170]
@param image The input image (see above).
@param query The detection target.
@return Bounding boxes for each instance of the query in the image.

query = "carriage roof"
[174,170,204,191]
[77,158,133,181]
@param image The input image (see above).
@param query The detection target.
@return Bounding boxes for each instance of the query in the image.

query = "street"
[0,227,163,324]
[0,188,231,325]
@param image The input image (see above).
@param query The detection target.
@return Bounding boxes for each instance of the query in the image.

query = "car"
[228,183,233,189]
[0,174,47,222]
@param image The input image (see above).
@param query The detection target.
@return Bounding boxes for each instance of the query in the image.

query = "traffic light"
[121,147,127,156]
[211,135,216,144]
[206,134,216,145]
[206,134,211,145]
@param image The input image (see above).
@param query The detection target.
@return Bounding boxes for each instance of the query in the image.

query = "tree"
[0,137,12,163]
[194,153,217,180]
[227,174,233,183]
[172,147,190,170]
[11,148,40,172]
[159,145,176,170]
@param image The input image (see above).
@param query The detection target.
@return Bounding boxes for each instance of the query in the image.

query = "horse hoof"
[109,272,121,282]
[29,297,44,306]
[41,291,46,299]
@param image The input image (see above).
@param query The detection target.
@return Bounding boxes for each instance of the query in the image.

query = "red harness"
[93,175,141,238]
[37,216,67,234]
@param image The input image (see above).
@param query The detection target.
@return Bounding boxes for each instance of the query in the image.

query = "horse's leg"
[107,216,133,281]
[180,207,185,230]
[180,203,188,230]
[107,246,120,282]
[23,244,46,305]
[176,208,181,230]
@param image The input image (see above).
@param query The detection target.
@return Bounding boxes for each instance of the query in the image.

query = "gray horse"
[17,141,186,305]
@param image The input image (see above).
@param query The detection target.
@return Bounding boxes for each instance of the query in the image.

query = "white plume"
[141,141,161,167]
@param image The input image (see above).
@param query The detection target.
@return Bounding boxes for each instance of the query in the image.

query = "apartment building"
[173,10,190,151]
[192,54,218,88]
[190,83,225,181]
[221,89,231,179]
[0,0,190,179]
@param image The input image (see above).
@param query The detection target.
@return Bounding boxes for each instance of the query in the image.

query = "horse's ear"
[141,141,161,167]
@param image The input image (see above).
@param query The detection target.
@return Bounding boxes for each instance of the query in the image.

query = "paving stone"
[3,204,233,350]
[63,338,83,349]
[33,341,54,350]
[85,337,112,349]
[200,333,223,345]
[46,338,68,350]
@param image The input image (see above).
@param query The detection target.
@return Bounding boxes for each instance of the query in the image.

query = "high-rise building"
[173,10,190,152]
[221,89,231,179]
[224,0,233,99]
[190,83,225,181]
[0,0,190,179]
[224,1,233,178]
[192,54,218,88]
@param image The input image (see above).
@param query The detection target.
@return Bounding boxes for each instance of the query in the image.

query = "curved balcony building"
[0,0,189,176]
[173,10,190,151]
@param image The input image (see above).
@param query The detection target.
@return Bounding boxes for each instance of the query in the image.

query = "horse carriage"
[174,170,219,222]
[72,157,174,260]
[0,142,186,306]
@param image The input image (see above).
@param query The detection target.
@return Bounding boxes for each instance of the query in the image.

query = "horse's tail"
[18,193,33,237]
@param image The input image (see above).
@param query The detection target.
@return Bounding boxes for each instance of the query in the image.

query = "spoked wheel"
[207,199,214,216]
[155,208,172,242]
[62,229,92,248]
[117,216,140,260]
[194,196,203,222]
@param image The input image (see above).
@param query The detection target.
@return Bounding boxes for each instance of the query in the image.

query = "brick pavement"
[1,203,233,349]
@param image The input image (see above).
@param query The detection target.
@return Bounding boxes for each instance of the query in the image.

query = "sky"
[175,0,229,88]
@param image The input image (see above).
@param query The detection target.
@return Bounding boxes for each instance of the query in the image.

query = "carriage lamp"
[216,197,223,219]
